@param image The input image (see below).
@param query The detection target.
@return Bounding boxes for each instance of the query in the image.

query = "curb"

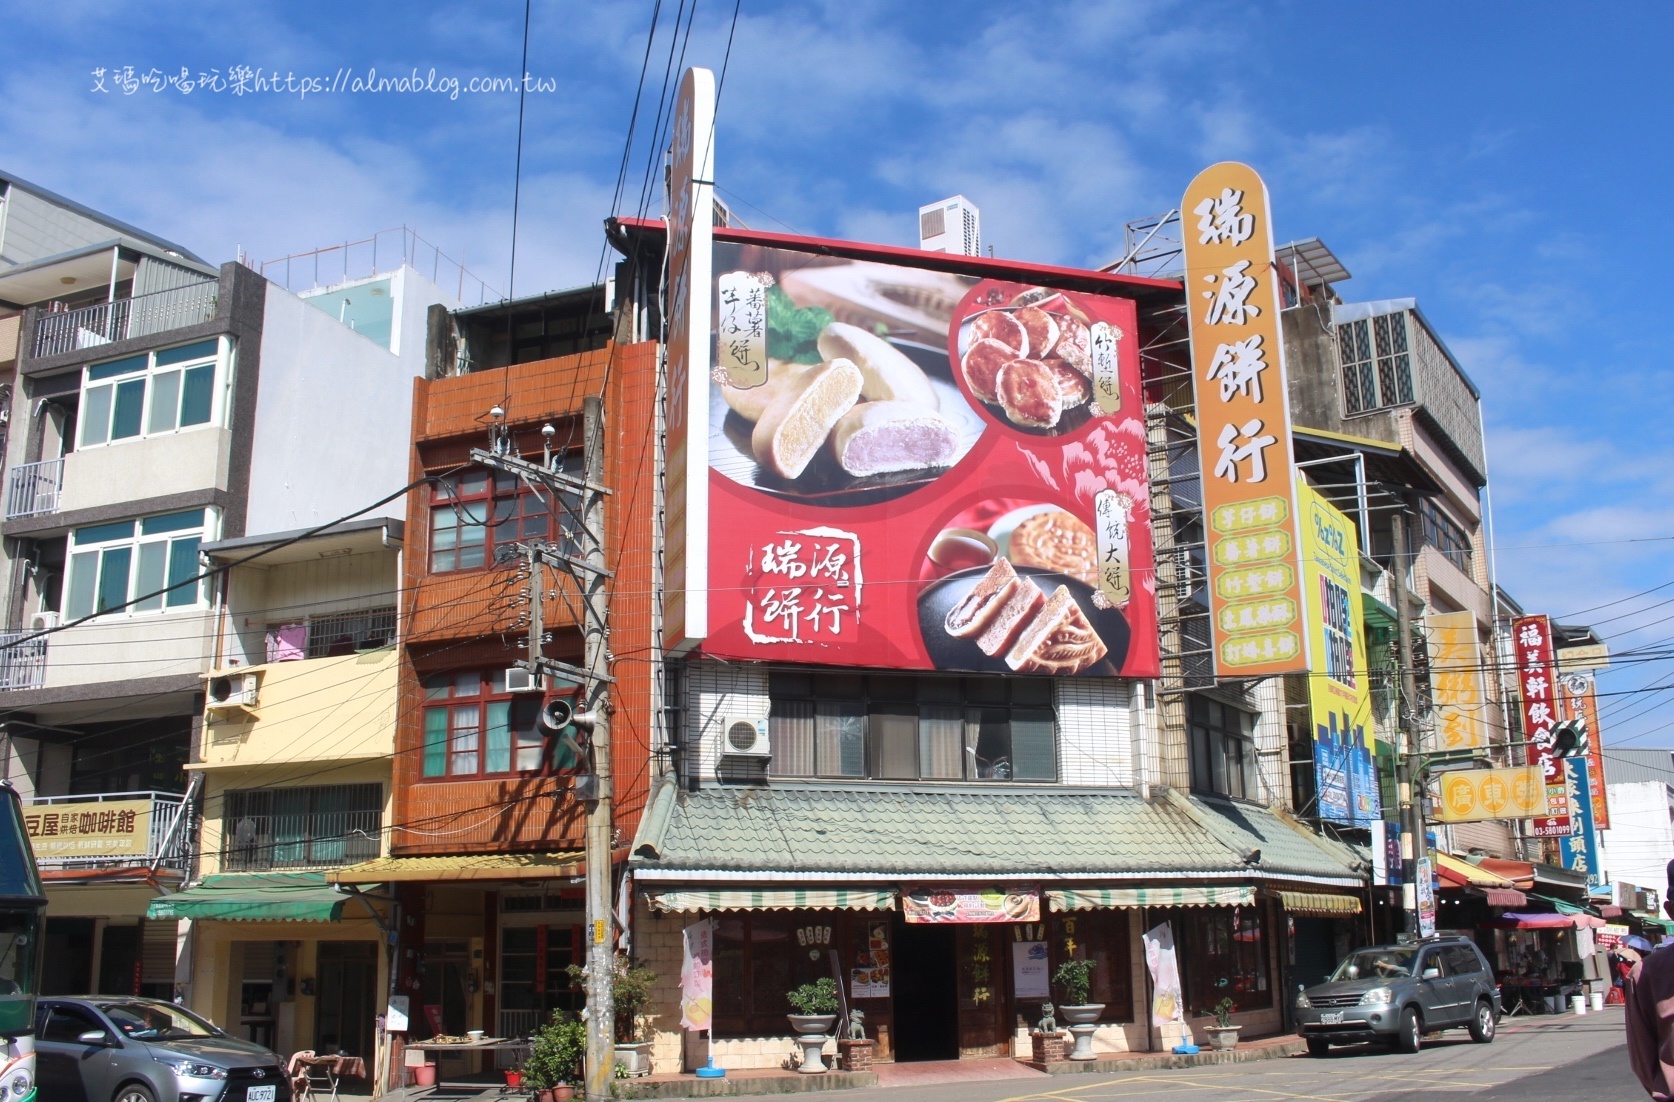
[1025,1038,1306,1075]
[618,1071,880,1098]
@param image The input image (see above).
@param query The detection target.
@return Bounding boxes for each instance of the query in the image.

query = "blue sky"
[3,1,1671,744]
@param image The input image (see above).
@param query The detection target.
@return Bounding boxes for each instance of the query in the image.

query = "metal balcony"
[0,631,47,690]
[24,790,191,871]
[5,457,63,519]
[31,279,218,359]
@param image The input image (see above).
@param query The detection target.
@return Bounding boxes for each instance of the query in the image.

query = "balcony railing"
[0,632,47,690]
[32,279,219,359]
[24,790,190,871]
[5,457,63,519]
[221,804,383,871]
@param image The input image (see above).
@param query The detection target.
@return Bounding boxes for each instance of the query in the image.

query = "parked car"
[35,996,291,1102]
[1294,937,1501,1055]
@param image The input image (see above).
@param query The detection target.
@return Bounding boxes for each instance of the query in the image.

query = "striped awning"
[1278,891,1363,917]
[645,888,897,913]
[1047,886,1255,912]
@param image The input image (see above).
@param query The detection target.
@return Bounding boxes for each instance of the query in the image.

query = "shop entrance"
[891,920,958,1061]
[41,917,94,995]
[315,942,378,1060]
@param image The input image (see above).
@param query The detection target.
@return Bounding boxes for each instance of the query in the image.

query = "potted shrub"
[1203,997,1240,1050]
[786,977,839,1073]
[523,1010,586,1101]
[569,954,659,1076]
[1053,959,1104,1061]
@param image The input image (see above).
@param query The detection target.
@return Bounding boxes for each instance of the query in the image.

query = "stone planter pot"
[1204,1024,1241,1051]
[614,1041,653,1077]
[787,1014,836,1073]
[1058,1004,1104,1060]
[1031,1031,1066,1064]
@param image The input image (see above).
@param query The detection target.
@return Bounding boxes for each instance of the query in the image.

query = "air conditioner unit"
[720,716,771,759]
[918,195,981,256]
[28,611,58,632]
[206,672,260,712]
[505,667,544,693]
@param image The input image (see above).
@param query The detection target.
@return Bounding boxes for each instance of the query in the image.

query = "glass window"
[429,460,575,573]
[1187,694,1259,800]
[222,783,383,871]
[712,912,839,1038]
[62,510,212,620]
[1336,315,1414,416]
[1049,911,1134,1023]
[80,340,222,448]
[768,672,1058,783]
[419,670,556,779]
[1165,904,1272,1015]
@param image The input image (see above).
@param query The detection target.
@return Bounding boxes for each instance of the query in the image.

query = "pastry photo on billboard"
[709,246,985,506]
[954,285,1122,436]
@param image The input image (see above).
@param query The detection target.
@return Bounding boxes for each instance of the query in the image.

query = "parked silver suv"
[1295,937,1500,1055]
[35,996,290,1102]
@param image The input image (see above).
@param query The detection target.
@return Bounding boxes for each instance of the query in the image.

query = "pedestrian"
[1626,860,1674,1098]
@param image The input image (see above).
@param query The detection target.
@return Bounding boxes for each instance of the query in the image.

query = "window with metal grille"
[222,783,382,870]
[1337,314,1415,415]
[1419,498,1473,575]
[305,607,397,658]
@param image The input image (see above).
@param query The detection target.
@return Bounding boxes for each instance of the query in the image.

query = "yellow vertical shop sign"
[1557,669,1611,829]
[1435,766,1550,823]
[1182,163,1307,677]
[1426,611,1488,751]
[1298,479,1380,823]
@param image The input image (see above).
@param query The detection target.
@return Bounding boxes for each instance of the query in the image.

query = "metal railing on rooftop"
[4,457,62,519]
[254,227,500,306]
[31,280,219,359]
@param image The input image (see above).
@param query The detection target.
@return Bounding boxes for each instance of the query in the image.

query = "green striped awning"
[1279,891,1363,917]
[645,888,897,913]
[1047,886,1255,912]
[146,873,358,923]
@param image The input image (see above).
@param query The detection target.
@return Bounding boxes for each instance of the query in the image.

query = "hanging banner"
[1514,615,1572,836]
[663,66,718,653]
[1181,163,1307,678]
[903,887,1040,924]
[1558,668,1611,830]
[1427,611,1488,751]
[697,238,1159,680]
[1143,922,1190,1044]
[1559,758,1603,889]
[1011,941,1051,999]
[679,918,714,1031]
[1415,858,1437,938]
[1298,479,1379,825]
[1434,766,1550,823]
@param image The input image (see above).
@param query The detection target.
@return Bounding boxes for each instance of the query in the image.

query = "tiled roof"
[631,781,1363,886]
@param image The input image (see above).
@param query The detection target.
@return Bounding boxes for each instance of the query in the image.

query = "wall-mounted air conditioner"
[505,667,544,693]
[29,611,58,632]
[206,671,261,712]
[719,716,771,759]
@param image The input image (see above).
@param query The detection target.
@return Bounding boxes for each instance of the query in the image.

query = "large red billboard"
[698,240,1159,678]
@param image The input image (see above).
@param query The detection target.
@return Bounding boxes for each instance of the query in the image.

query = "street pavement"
[839,1006,1643,1102]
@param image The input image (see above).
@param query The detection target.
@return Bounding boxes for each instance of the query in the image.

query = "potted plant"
[569,954,659,1077]
[786,977,839,1073]
[1053,959,1104,1061]
[1203,997,1240,1050]
[523,1010,586,1101]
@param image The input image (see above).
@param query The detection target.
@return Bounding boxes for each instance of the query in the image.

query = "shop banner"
[1181,162,1307,678]
[1559,758,1602,890]
[1514,615,1572,836]
[1416,858,1437,938]
[1599,923,1630,950]
[663,66,718,653]
[1427,611,1488,751]
[1371,820,1403,886]
[1299,479,1380,825]
[23,798,152,860]
[1435,766,1550,823]
[851,920,892,998]
[1143,921,1190,1043]
[1011,941,1051,999]
[699,239,1158,679]
[1558,669,1611,829]
[679,918,714,1031]
[903,887,1040,924]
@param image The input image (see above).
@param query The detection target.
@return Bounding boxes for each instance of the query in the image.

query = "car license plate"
[247,1086,276,1102]
[1319,1011,1343,1025]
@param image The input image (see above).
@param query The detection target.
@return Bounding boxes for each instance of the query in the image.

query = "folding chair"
[301,1061,341,1102]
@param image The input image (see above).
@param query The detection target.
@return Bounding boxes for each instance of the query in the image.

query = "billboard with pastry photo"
[699,239,1159,678]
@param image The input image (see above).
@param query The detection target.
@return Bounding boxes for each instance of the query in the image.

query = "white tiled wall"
[1250,677,1290,807]
[1056,678,1133,787]
[686,658,771,783]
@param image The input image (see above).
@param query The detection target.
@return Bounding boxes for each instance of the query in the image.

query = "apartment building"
[0,175,461,993]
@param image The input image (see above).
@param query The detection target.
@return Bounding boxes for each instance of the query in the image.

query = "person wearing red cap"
[1626,860,1674,1098]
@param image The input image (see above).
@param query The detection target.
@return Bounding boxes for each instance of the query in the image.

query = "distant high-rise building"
[918,195,981,256]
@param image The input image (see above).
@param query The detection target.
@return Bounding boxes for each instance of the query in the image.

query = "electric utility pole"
[1390,512,1428,939]
[474,395,615,1101]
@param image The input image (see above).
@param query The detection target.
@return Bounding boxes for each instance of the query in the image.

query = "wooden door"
[955,925,1008,1057]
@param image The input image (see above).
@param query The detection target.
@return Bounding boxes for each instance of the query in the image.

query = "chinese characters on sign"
[1557,668,1611,829]
[742,528,862,645]
[1559,757,1602,888]
[1090,321,1122,415]
[902,887,1040,924]
[1434,766,1549,823]
[1182,166,1307,677]
[716,271,769,387]
[1426,611,1488,750]
[23,799,152,860]
[1514,615,1572,836]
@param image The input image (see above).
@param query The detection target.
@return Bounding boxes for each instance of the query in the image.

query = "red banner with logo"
[1515,615,1571,836]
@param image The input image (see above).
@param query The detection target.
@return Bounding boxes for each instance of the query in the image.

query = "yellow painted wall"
[197,758,393,876]
[197,647,398,768]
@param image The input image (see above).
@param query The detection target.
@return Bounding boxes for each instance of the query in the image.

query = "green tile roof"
[631,782,1363,886]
